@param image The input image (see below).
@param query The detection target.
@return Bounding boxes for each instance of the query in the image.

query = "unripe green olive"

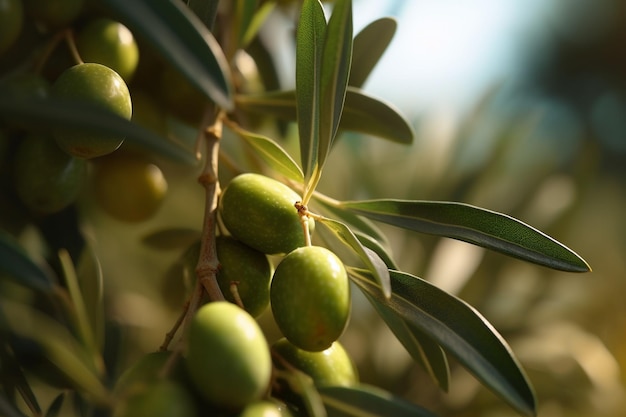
[13,135,87,214]
[0,0,24,56]
[216,236,272,317]
[113,379,197,417]
[51,62,132,158]
[76,18,139,82]
[23,0,83,31]
[270,246,350,352]
[93,154,167,222]
[272,338,358,387]
[239,400,292,417]
[219,173,312,255]
[185,301,271,411]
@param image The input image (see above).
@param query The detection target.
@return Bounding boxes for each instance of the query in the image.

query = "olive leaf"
[340,199,591,272]
[0,230,56,292]
[349,268,537,417]
[349,17,397,88]
[102,0,233,110]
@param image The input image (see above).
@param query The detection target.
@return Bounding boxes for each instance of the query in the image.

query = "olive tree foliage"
[0,1,590,417]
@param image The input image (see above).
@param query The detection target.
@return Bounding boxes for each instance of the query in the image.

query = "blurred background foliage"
[10,0,625,416]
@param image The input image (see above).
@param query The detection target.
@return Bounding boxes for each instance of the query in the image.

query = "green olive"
[93,154,167,222]
[0,0,24,56]
[51,62,132,158]
[216,236,272,317]
[219,173,312,255]
[238,400,293,417]
[76,18,139,82]
[270,246,350,352]
[113,379,197,417]
[272,338,358,387]
[185,301,271,411]
[13,135,87,214]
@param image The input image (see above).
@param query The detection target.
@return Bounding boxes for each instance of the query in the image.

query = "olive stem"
[229,281,245,309]
[295,201,312,246]
[63,29,84,65]
[196,110,226,302]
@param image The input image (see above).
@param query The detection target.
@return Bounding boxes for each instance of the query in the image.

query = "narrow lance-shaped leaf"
[296,0,326,180]
[241,1,277,48]
[318,217,390,298]
[0,96,197,164]
[340,199,590,272]
[319,385,438,417]
[235,88,414,144]
[0,230,56,292]
[349,268,537,417]
[361,290,450,390]
[349,17,397,88]
[226,121,304,182]
[102,0,233,110]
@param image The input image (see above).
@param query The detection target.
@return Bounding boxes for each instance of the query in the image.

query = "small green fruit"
[239,401,292,417]
[219,173,311,255]
[13,135,87,214]
[93,154,167,222]
[272,338,358,387]
[0,0,24,56]
[23,0,83,31]
[185,301,271,410]
[216,236,272,317]
[76,18,139,82]
[271,246,350,352]
[114,379,197,417]
[51,62,132,158]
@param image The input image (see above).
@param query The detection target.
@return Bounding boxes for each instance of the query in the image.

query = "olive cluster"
[1,0,170,222]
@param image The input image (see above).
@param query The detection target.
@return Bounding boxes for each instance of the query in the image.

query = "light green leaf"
[235,87,414,144]
[317,0,353,169]
[319,385,437,417]
[340,199,590,272]
[349,17,397,88]
[241,1,277,48]
[141,228,202,250]
[318,217,390,298]
[227,122,304,182]
[354,231,398,270]
[0,231,56,292]
[103,0,233,110]
[0,300,111,405]
[0,96,197,164]
[233,0,258,52]
[76,244,105,351]
[361,290,449,390]
[296,0,326,180]
[349,268,537,417]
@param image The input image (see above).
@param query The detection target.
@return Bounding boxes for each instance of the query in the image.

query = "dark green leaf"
[0,231,55,292]
[296,0,326,180]
[227,122,304,182]
[319,385,437,417]
[318,0,353,169]
[349,17,397,88]
[350,268,537,417]
[340,199,590,272]
[0,344,41,416]
[318,217,390,298]
[0,96,197,164]
[354,231,398,270]
[103,0,233,110]
[361,291,449,390]
[236,88,414,144]
[45,393,65,417]
[141,228,202,250]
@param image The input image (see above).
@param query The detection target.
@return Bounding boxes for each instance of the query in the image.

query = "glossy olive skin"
[93,154,167,222]
[51,63,132,158]
[272,338,358,387]
[76,18,139,82]
[216,236,272,317]
[185,302,271,410]
[219,173,310,255]
[13,135,87,214]
[0,0,24,56]
[113,379,197,417]
[270,246,351,352]
[239,401,292,417]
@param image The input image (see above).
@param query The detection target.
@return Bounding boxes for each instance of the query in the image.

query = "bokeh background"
[83,1,626,416]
